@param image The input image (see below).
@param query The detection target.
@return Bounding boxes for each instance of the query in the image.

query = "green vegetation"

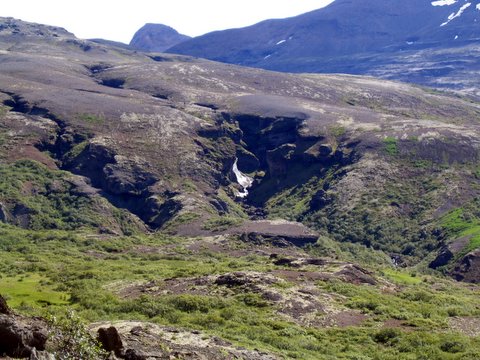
[77,113,105,125]
[0,159,140,233]
[0,160,100,230]
[440,199,480,259]
[47,310,108,359]
[0,273,69,309]
[382,269,422,285]
[202,216,244,232]
[384,136,398,156]
[0,222,479,359]
[329,125,347,138]
[64,140,88,162]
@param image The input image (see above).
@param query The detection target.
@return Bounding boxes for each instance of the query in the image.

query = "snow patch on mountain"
[432,0,457,6]
[441,2,472,26]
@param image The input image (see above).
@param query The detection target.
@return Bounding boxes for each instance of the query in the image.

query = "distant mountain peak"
[129,23,190,52]
[431,0,480,27]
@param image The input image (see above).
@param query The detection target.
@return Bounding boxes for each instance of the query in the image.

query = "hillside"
[165,0,480,97]
[1,16,480,359]
[130,23,191,52]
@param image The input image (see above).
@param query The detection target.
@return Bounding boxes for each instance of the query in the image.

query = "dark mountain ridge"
[164,0,480,96]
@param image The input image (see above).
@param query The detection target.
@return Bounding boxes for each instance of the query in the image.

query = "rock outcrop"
[92,322,277,360]
[429,236,471,269]
[232,220,319,247]
[451,249,480,283]
[0,295,48,358]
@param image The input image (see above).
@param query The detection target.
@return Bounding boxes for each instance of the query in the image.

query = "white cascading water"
[232,158,253,198]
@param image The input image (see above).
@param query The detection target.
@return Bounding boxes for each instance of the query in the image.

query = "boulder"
[98,326,124,357]
[336,264,377,285]
[0,313,48,357]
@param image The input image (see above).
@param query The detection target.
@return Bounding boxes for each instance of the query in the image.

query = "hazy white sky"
[2,0,334,44]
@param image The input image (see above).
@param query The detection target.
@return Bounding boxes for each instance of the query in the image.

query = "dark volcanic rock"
[336,264,377,285]
[451,249,480,283]
[0,312,48,357]
[98,326,124,357]
[130,23,190,52]
[0,295,10,315]
[429,236,471,269]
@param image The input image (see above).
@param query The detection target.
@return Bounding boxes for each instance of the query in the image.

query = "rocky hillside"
[165,0,480,97]
[130,23,191,52]
[1,16,480,359]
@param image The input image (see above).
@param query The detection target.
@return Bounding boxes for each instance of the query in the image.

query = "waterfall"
[232,158,253,198]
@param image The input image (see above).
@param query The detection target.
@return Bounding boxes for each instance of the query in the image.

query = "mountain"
[130,23,191,52]
[167,0,480,96]
[2,16,480,359]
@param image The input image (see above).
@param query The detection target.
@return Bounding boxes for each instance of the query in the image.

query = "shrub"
[440,339,466,353]
[47,310,108,360]
[373,328,400,345]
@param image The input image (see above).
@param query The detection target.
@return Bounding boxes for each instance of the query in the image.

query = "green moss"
[329,125,346,138]
[384,136,398,156]
[182,180,198,193]
[1,224,480,359]
[439,201,480,258]
[77,113,105,125]
[64,140,88,161]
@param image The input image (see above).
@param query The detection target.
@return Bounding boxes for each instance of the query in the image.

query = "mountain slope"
[1,17,480,278]
[130,23,190,52]
[166,0,480,96]
[2,16,480,360]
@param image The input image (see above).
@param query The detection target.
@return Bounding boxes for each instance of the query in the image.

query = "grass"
[0,159,142,233]
[0,273,69,310]
[440,200,480,259]
[382,269,422,285]
[0,224,480,359]
[384,136,398,156]
[77,113,105,125]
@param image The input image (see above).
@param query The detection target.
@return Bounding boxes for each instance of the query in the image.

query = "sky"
[2,0,334,44]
